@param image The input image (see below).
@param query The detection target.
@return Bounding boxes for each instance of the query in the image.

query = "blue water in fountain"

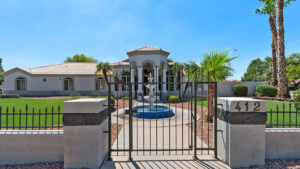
[132,105,174,119]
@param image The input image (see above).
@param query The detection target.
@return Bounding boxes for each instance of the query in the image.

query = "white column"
[162,68,167,92]
[154,67,160,93]
[130,69,135,83]
[137,67,143,93]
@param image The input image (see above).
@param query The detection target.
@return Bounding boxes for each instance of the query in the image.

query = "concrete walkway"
[101,155,231,169]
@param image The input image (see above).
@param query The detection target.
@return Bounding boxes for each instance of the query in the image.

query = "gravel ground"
[111,123,123,145]
[0,162,64,169]
[168,102,214,147]
[239,159,300,169]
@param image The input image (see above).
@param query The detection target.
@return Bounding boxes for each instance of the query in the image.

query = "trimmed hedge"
[88,92,100,98]
[121,96,129,100]
[256,85,278,97]
[232,84,248,97]
[293,89,300,110]
[167,95,179,103]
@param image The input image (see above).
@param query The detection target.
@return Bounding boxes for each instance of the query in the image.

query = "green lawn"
[0,98,71,129]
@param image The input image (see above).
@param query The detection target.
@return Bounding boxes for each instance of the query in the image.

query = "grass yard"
[0,98,71,129]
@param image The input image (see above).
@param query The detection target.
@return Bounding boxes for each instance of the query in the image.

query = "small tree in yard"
[201,50,237,121]
[95,62,114,87]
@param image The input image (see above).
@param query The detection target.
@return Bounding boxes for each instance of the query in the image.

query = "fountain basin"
[132,105,174,119]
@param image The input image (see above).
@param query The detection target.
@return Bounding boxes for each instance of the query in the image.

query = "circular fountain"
[132,73,174,119]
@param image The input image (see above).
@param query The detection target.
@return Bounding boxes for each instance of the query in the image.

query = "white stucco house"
[1,46,267,99]
[1,46,183,99]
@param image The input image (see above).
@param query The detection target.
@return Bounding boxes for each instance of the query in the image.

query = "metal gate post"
[214,83,218,159]
[194,82,197,159]
[129,83,133,161]
[107,83,112,161]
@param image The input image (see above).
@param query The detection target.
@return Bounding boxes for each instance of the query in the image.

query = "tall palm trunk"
[269,14,278,86]
[207,83,214,122]
[103,72,109,87]
[276,0,289,98]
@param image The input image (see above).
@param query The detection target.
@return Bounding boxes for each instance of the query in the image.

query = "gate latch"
[125,109,138,115]
[103,130,109,134]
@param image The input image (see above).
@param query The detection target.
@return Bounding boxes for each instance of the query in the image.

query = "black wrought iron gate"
[107,81,217,160]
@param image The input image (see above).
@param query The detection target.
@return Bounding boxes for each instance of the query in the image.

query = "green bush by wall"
[256,85,278,97]
[232,84,248,96]
[167,95,179,103]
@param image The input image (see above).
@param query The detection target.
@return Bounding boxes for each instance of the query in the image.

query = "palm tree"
[255,0,294,88]
[276,0,292,98]
[95,62,114,87]
[171,62,184,97]
[255,0,278,86]
[182,61,203,97]
[201,50,237,121]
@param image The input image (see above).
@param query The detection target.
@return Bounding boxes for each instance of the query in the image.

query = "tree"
[95,62,114,87]
[0,58,3,84]
[255,0,294,86]
[64,54,97,63]
[201,50,237,121]
[182,61,203,97]
[286,53,300,82]
[241,58,268,81]
[255,0,278,86]
[276,0,290,98]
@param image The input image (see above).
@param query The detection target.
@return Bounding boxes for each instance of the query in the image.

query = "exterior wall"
[2,71,108,96]
[0,130,64,165]
[265,128,300,159]
[217,81,268,97]
[2,70,267,97]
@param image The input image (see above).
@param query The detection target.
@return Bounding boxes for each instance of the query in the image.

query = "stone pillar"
[137,67,143,101]
[217,97,266,168]
[63,98,108,169]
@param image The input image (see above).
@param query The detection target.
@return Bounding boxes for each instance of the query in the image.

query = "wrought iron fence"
[266,102,299,128]
[0,104,63,130]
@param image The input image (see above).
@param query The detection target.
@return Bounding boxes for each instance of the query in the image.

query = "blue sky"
[0,0,299,80]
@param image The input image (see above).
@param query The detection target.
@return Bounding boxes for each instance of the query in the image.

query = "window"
[95,78,105,90]
[114,76,119,91]
[64,78,74,91]
[166,71,174,91]
[122,71,130,91]
[16,77,26,91]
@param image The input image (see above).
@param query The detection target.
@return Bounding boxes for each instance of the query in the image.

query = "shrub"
[110,96,116,108]
[121,96,129,100]
[0,94,21,98]
[70,92,81,99]
[293,89,300,110]
[232,84,248,97]
[256,85,278,97]
[88,92,100,98]
[167,95,179,103]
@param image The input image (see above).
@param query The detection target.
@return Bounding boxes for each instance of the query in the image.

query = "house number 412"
[235,102,260,112]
